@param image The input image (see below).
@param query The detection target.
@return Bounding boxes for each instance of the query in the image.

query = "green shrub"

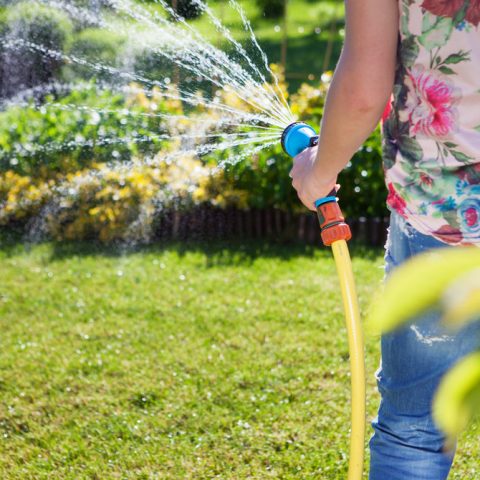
[1,1,73,97]
[5,2,72,58]
[217,129,386,219]
[257,0,285,19]
[0,85,169,176]
[339,129,388,218]
[68,28,126,79]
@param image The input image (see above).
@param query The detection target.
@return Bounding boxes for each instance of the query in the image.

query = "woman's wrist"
[313,153,340,187]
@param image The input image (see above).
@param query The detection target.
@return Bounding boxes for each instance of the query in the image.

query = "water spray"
[281,122,366,480]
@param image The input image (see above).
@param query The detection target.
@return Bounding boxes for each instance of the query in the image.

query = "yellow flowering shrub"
[1,154,250,242]
[46,157,196,242]
[0,171,53,224]
[193,169,249,210]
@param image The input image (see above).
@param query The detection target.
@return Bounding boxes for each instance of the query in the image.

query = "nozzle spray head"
[281,122,319,157]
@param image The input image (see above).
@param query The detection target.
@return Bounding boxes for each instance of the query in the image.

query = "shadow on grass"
[0,227,382,266]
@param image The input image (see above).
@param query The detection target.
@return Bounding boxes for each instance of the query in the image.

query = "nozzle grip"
[315,191,351,246]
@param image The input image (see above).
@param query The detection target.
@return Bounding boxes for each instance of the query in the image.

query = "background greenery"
[0,79,385,243]
[0,0,385,243]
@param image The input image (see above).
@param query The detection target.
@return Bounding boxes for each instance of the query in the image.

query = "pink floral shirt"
[383,0,480,245]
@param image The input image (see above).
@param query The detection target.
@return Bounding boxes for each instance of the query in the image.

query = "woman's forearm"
[313,0,399,182]
[289,0,398,210]
[313,57,393,181]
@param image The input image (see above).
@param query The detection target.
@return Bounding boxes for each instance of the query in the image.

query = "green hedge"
[0,80,387,219]
[0,85,168,176]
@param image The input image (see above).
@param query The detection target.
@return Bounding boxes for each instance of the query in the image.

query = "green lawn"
[0,239,478,478]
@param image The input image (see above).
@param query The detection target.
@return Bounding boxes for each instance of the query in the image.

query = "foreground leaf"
[366,247,480,334]
[433,352,480,441]
[442,268,480,328]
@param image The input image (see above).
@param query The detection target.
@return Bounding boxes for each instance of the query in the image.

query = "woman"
[290,1,480,478]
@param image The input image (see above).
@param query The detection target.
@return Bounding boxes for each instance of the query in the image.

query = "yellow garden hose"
[331,239,366,480]
[313,193,367,479]
[281,122,367,479]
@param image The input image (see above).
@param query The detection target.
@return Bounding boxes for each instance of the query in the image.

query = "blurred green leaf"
[367,247,480,335]
[433,351,480,442]
[441,268,480,328]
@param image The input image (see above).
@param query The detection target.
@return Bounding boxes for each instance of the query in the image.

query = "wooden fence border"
[154,206,390,247]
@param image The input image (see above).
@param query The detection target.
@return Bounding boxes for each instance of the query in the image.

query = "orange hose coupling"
[315,195,352,247]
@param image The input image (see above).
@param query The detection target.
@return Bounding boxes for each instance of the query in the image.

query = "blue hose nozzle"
[281,122,337,210]
[281,122,319,158]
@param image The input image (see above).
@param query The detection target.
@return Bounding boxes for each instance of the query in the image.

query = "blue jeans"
[369,213,480,480]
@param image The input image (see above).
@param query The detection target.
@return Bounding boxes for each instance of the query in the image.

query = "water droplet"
[321,72,332,83]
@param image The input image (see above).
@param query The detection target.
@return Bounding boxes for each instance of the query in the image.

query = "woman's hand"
[289,146,338,211]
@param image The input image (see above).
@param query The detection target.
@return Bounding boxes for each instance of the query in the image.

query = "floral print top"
[383,0,480,245]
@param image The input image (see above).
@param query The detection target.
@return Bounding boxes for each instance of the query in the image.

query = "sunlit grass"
[0,238,477,478]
